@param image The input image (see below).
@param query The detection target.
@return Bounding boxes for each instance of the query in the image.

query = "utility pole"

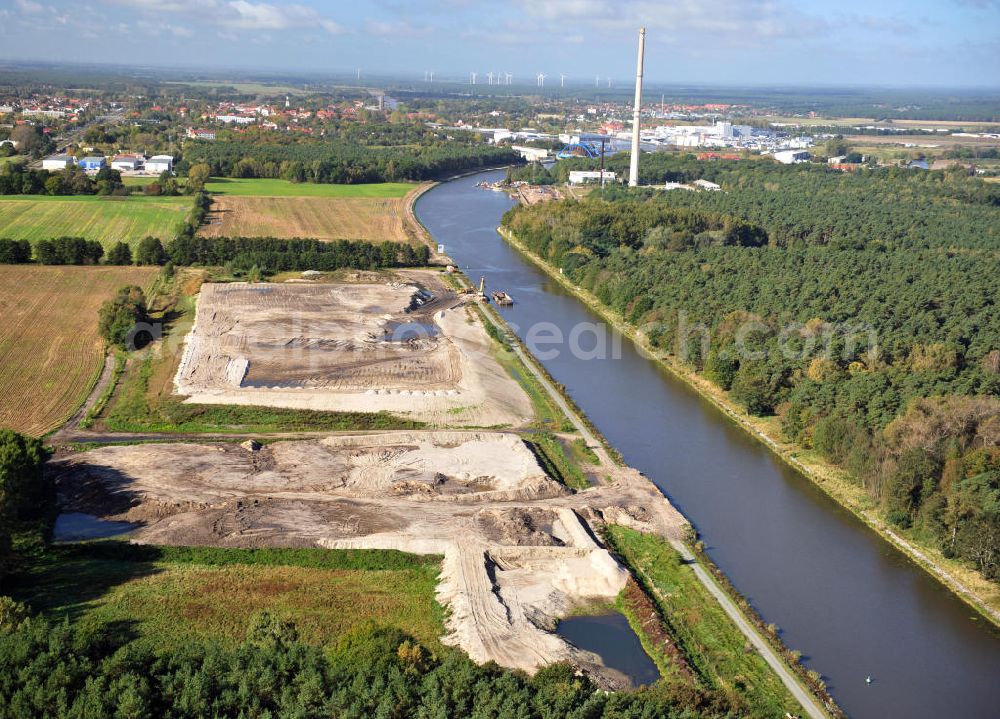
[629,27,646,188]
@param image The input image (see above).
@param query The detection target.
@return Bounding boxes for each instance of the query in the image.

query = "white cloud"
[367,19,432,37]
[227,1,341,33]
[103,0,343,36]
[514,0,828,45]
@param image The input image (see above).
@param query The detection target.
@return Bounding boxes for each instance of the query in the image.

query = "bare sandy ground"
[50,431,686,686]
[174,272,532,427]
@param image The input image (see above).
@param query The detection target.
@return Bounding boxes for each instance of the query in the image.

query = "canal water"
[416,169,1000,719]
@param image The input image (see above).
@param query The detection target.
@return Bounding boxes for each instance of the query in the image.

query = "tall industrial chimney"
[629,27,646,188]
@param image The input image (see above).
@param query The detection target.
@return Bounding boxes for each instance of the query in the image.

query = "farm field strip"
[198,194,409,242]
[0,195,191,248]
[0,265,159,436]
[204,178,414,197]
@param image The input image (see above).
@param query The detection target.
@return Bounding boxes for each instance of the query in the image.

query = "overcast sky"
[1,0,998,87]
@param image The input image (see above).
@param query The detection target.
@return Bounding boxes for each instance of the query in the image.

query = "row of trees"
[166,236,430,273]
[0,163,127,196]
[503,169,1000,581]
[1,231,429,275]
[0,236,168,266]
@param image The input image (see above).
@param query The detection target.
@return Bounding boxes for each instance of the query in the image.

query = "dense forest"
[553,155,1000,249]
[183,134,520,184]
[0,615,742,719]
[503,161,1000,581]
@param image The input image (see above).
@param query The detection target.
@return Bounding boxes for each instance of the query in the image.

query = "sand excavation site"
[51,431,686,687]
[174,272,532,427]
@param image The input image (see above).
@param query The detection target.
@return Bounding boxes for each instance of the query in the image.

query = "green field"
[0,194,192,248]
[607,526,800,717]
[12,543,445,651]
[204,177,415,197]
[122,176,170,187]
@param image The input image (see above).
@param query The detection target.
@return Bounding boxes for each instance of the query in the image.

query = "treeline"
[0,233,428,274]
[183,138,520,183]
[167,236,430,273]
[0,430,47,588]
[503,180,1000,582]
[555,155,1000,250]
[503,196,766,257]
[0,162,126,196]
[0,236,166,266]
[0,613,741,718]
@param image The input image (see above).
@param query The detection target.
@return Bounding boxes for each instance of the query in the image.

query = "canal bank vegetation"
[606,526,821,719]
[467,284,625,472]
[501,164,1000,622]
[467,302,571,432]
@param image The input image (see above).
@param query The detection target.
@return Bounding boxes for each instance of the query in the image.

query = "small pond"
[53,513,138,542]
[556,612,660,686]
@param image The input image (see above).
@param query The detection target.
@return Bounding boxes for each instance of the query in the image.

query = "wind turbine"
[560,73,567,88]
[470,71,477,85]
[536,72,545,87]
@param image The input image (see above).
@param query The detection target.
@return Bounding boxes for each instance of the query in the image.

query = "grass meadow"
[204,178,414,197]
[11,543,445,651]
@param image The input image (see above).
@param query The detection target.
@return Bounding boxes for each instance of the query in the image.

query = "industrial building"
[111,154,144,171]
[568,170,616,185]
[78,156,107,171]
[41,154,75,171]
[773,150,811,164]
[511,145,550,162]
[146,155,174,174]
